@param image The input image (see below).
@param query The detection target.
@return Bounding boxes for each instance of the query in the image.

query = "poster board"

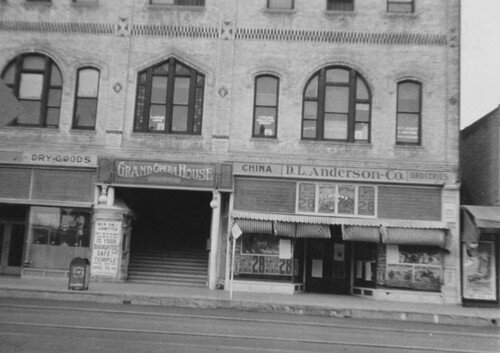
[463,242,497,301]
[90,220,122,277]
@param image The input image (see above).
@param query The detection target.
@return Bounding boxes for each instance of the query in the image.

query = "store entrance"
[117,188,212,286]
[305,238,351,294]
[0,205,27,276]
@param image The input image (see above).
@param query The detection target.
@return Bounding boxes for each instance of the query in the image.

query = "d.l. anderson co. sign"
[233,162,453,185]
[112,160,216,188]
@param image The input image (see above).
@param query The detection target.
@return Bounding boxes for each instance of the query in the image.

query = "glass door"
[0,221,26,275]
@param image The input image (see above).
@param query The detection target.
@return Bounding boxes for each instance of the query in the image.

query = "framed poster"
[463,242,497,301]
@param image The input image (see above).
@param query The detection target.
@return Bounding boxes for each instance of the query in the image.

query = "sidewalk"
[0,276,498,327]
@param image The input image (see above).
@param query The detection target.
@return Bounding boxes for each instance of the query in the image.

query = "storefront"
[461,206,500,307]
[0,150,96,279]
[95,158,233,288]
[227,162,460,303]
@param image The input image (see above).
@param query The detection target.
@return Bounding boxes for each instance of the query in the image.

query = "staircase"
[127,250,209,287]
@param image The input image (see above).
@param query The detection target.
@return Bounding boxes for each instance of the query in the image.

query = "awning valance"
[342,225,380,243]
[382,227,448,249]
[235,219,273,234]
[461,205,500,243]
[296,223,331,238]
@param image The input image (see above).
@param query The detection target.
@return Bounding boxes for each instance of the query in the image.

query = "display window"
[30,206,91,247]
[353,243,377,288]
[385,245,442,291]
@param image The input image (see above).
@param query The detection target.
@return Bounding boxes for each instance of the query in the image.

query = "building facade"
[0,0,461,304]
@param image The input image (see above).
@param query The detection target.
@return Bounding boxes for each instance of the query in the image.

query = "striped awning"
[296,223,331,238]
[234,219,273,234]
[342,225,380,243]
[274,221,296,237]
[382,228,448,249]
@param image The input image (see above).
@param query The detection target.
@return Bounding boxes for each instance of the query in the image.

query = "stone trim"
[131,24,218,38]
[0,21,113,34]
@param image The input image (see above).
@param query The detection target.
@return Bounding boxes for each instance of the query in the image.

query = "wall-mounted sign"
[113,160,216,188]
[0,151,97,168]
[233,162,451,185]
[90,220,121,277]
[463,242,497,301]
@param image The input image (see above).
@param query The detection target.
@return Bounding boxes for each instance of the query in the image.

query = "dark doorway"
[117,188,212,252]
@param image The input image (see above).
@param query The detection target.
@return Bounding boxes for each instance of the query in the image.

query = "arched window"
[134,58,204,134]
[1,53,62,127]
[302,66,371,142]
[253,75,279,138]
[73,67,100,130]
[396,80,421,145]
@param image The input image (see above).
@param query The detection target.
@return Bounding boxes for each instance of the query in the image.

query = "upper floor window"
[253,75,279,138]
[73,67,100,130]
[396,80,421,145]
[1,53,62,128]
[267,0,294,9]
[302,66,371,142]
[134,58,204,134]
[150,0,205,6]
[327,0,354,11]
[387,0,414,13]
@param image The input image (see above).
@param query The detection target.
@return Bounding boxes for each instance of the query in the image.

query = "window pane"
[23,56,45,70]
[326,69,349,83]
[268,0,293,9]
[74,98,97,128]
[175,62,191,75]
[48,88,61,107]
[50,65,62,86]
[327,0,354,11]
[304,101,317,120]
[388,2,413,13]
[19,73,43,99]
[356,78,369,100]
[304,76,318,98]
[325,86,349,113]
[256,76,278,106]
[149,104,166,131]
[397,113,419,143]
[172,106,188,132]
[254,107,276,137]
[174,77,190,105]
[324,113,348,140]
[338,185,355,214]
[398,82,420,112]
[358,186,375,216]
[77,69,99,97]
[46,107,60,127]
[2,64,16,85]
[151,76,168,104]
[18,100,41,125]
[318,184,336,214]
[302,120,317,138]
[153,62,169,75]
[355,122,369,141]
[355,103,370,122]
[298,183,316,212]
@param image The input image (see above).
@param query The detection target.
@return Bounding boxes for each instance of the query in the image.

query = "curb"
[0,288,497,328]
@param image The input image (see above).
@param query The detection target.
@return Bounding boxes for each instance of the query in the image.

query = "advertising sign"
[90,220,121,277]
[463,242,497,301]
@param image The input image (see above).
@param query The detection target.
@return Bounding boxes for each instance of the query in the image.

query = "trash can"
[68,257,90,290]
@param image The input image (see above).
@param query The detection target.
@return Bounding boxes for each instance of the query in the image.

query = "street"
[0,298,498,353]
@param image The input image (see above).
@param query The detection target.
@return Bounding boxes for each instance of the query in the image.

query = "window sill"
[250,137,280,144]
[384,12,418,19]
[70,1,99,9]
[0,126,59,133]
[262,8,297,15]
[130,131,203,140]
[324,10,356,17]
[23,1,52,8]
[300,140,373,148]
[394,143,423,150]
[147,4,206,12]
[70,128,97,134]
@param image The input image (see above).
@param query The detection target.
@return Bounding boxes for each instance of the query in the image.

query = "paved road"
[0,298,498,353]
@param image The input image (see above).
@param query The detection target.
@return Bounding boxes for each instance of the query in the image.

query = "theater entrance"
[117,188,212,286]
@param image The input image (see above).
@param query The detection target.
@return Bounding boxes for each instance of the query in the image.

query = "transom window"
[267,0,294,9]
[134,58,205,134]
[1,53,62,128]
[302,66,371,142]
[253,75,279,138]
[73,67,100,130]
[297,182,376,217]
[387,0,414,13]
[396,80,421,145]
[150,0,205,5]
[327,0,354,11]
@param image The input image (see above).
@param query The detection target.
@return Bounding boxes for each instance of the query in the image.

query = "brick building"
[460,106,500,306]
[0,0,461,304]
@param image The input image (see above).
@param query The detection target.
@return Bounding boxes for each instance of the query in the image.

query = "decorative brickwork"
[0,21,113,35]
[131,24,218,38]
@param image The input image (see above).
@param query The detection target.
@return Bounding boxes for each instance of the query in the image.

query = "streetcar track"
[0,303,497,339]
[0,320,496,353]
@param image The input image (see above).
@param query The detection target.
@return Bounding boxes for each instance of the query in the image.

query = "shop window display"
[31,206,91,247]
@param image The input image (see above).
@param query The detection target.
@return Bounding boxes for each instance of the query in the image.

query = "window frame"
[387,0,415,13]
[395,80,422,145]
[301,66,371,143]
[326,0,354,12]
[1,53,62,128]
[267,0,294,10]
[149,0,205,6]
[133,58,205,135]
[72,67,100,130]
[252,74,280,139]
